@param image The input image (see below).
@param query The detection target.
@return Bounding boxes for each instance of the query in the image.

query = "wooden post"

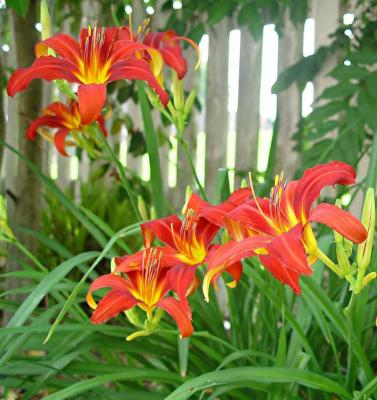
[235,27,262,185]
[4,1,43,322]
[276,12,304,176]
[205,20,230,200]
[312,0,342,98]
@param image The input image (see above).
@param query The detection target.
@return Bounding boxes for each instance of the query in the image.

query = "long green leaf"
[43,370,183,400]
[165,367,352,400]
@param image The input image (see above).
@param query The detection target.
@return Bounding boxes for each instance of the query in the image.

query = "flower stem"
[136,81,165,217]
[314,247,343,276]
[176,132,207,201]
[97,129,141,221]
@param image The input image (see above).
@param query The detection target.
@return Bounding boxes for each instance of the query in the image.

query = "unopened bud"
[40,0,52,40]
[183,89,196,117]
[182,186,192,215]
[357,188,375,271]
[0,196,14,240]
[334,200,353,256]
[336,245,351,276]
[172,73,184,111]
[137,195,149,221]
[150,206,157,220]
[241,178,248,189]
[110,257,117,273]
[362,272,377,289]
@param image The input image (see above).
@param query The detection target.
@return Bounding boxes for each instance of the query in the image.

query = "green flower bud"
[357,188,375,271]
[336,244,352,277]
[183,89,196,117]
[137,195,149,221]
[40,0,52,40]
[0,196,14,240]
[172,73,184,111]
[181,185,193,215]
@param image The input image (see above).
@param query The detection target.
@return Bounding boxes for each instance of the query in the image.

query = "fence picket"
[205,20,230,199]
[275,12,304,177]
[235,27,262,185]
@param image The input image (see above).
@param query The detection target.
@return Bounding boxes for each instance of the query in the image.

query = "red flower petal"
[259,253,302,294]
[229,202,278,236]
[293,161,356,218]
[309,203,367,243]
[203,237,270,301]
[96,115,108,137]
[157,297,194,337]
[35,34,81,64]
[7,56,78,96]
[27,115,65,140]
[200,188,251,226]
[91,289,137,324]
[259,224,312,294]
[77,83,107,125]
[160,47,187,79]
[54,128,70,156]
[167,265,198,315]
[111,40,160,63]
[141,215,182,249]
[114,247,179,273]
[109,59,169,106]
[195,218,220,249]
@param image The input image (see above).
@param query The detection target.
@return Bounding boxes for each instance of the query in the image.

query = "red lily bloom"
[87,248,193,338]
[119,26,199,80]
[7,26,169,125]
[27,100,107,156]
[141,194,219,267]
[204,161,367,295]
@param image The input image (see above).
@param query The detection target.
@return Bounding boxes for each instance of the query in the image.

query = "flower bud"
[172,73,184,111]
[182,185,192,215]
[137,195,149,221]
[150,206,157,220]
[241,178,248,189]
[336,244,352,276]
[0,196,14,240]
[357,188,375,271]
[362,272,377,289]
[334,200,353,256]
[183,89,196,117]
[40,0,52,41]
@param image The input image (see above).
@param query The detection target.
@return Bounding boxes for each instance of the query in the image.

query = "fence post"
[276,11,304,176]
[205,19,230,200]
[235,27,262,185]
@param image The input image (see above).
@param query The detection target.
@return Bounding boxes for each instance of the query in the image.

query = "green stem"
[314,247,342,276]
[344,294,356,391]
[97,130,141,221]
[176,135,207,201]
[136,81,165,217]
[12,239,47,273]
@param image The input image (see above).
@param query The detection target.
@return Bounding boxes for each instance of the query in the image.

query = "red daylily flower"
[87,248,194,338]
[141,194,219,267]
[27,100,107,156]
[204,161,367,294]
[118,26,199,80]
[7,25,169,125]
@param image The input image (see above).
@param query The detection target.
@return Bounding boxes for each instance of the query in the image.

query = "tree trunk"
[4,1,43,322]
